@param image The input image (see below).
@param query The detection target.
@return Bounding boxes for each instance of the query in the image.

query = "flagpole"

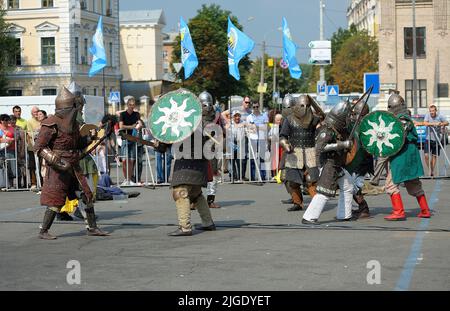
[103,68,106,114]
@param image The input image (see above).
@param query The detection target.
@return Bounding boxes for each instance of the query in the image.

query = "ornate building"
[3,0,121,98]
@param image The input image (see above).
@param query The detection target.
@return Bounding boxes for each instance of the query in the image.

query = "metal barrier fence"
[1,125,449,191]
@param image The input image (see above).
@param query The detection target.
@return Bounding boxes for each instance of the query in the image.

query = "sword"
[348,84,374,139]
[118,132,157,147]
[307,95,326,121]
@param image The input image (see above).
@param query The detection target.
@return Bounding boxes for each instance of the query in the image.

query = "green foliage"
[246,55,312,108]
[329,31,378,93]
[0,9,18,95]
[171,4,251,103]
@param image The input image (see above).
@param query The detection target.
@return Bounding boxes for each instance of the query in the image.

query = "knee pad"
[172,188,189,201]
[305,167,319,184]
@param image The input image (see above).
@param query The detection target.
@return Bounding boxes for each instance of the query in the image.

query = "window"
[83,38,88,64]
[7,89,22,96]
[92,0,96,13]
[163,50,168,59]
[136,34,143,48]
[127,35,133,48]
[93,88,97,96]
[42,0,53,8]
[8,0,19,9]
[80,0,87,10]
[105,0,112,16]
[8,38,21,66]
[438,83,449,98]
[74,37,79,64]
[109,42,113,66]
[404,27,426,58]
[42,88,57,95]
[41,37,55,65]
[405,79,427,108]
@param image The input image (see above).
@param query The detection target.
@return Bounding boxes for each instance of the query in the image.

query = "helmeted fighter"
[35,86,109,239]
[279,95,320,211]
[302,100,355,223]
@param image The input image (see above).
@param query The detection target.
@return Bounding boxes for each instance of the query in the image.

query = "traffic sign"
[173,63,182,73]
[327,85,339,97]
[317,81,327,95]
[108,91,120,103]
[364,72,380,95]
[257,83,268,93]
[280,59,288,69]
[309,40,332,65]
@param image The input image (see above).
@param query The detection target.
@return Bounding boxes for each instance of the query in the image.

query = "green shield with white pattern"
[149,88,202,144]
[359,111,406,157]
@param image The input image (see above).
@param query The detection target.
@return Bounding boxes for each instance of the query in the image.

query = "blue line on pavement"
[394,180,441,291]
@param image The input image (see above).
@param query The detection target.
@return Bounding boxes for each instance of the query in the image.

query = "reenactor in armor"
[302,101,355,224]
[279,94,296,204]
[279,95,320,211]
[200,91,222,209]
[384,94,431,220]
[35,86,109,239]
[167,91,217,236]
[345,99,373,218]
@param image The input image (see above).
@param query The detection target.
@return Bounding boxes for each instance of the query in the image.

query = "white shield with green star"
[359,111,405,157]
[149,89,202,144]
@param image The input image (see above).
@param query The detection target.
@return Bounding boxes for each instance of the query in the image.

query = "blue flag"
[282,17,302,79]
[88,16,107,77]
[227,17,254,80]
[180,17,198,79]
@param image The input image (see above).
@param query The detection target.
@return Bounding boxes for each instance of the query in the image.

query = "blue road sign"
[327,85,339,96]
[364,73,380,95]
[109,91,120,103]
[317,81,327,95]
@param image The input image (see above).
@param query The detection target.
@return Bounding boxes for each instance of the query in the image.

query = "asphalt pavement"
[0,179,449,291]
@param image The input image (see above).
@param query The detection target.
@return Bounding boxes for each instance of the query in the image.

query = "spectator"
[268,113,283,178]
[226,111,246,181]
[222,96,253,124]
[419,105,449,176]
[246,102,269,181]
[156,146,172,184]
[12,105,27,130]
[26,106,41,190]
[37,110,47,122]
[9,115,26,188]
[119,97,143,186]
[0,114,15,187]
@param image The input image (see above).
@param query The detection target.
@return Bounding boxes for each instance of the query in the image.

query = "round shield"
[148,88,202,144]
[358,111,406,157]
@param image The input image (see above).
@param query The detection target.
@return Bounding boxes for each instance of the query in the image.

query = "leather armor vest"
[288,116,316,148]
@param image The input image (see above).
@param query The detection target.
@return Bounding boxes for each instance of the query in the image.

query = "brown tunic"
[34,116,91,207]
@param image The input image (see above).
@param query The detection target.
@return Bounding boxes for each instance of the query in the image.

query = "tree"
[246,55,312,108]
[171,4,251,103]
[0,9,19,95]
[329,32,378,93]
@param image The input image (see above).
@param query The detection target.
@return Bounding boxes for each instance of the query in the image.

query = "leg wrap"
[41,208,57,231]
[85,207,97,229]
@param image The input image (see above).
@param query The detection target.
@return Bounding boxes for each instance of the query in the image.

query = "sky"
[119,0,350,63]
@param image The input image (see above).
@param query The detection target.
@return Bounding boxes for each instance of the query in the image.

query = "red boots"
[416,194,431,218]
[385,193,431,220]
[384,193,406,221]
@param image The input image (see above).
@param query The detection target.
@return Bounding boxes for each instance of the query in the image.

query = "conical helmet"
[55,86,76,109]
